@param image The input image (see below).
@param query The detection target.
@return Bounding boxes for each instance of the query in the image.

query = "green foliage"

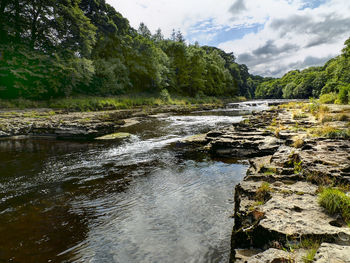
[319,93,337,104]
[255,37,350,100]
[256,182,272,202]
[0,0,262,101]
[287,237,320,263]
[335,84,350,104]
[303,247,318,263]
[309,125,350,139]
[294,160,303,174]
[0,94,227,111]
[159,89,171,102]
[319,188,350,222]
[308,98,320,115]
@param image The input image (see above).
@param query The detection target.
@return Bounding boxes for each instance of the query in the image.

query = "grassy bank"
[0,94,246,112]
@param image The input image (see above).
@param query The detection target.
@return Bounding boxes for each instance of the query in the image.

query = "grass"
[319,188,350,223]
[286,237,321,263]
[303,247,318,263]
[248,200,265,211]
[0,94,246,112]
[294,160,303,174]
[292,111,308,120]
[256,182,272,202]
[300,238,320,263]
[319,93,337,104]
[306,172,334,186]
[261,166,277,175]
[292,138,304,148]
[308,126,350,139]
[336,113,349,121]
[308,98,330,117]
[279,102,304,110]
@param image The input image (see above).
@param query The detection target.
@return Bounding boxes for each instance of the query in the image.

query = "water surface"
[0,102,268,262]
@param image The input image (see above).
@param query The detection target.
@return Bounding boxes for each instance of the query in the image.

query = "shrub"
[336,85,350,104]
[319,93,337,104]
[319,188,350,222]
[159,89,171,102]
[308,98,320,114]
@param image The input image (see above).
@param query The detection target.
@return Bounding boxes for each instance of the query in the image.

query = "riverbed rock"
[0,105,220,140]
[314,243,350,263]
[228,104,350,263]
[260,193,350,237]
[245,248,292,263]
[207,127,282,158]
[95,132,132,140]
[298,139,350,183]
[180,134,208,146]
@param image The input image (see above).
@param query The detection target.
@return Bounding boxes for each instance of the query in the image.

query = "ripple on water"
[0,105,266,262]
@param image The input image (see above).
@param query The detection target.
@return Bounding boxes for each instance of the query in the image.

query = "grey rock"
[246,248,292,263]
[260,194,350,238]
[314,243,350,263]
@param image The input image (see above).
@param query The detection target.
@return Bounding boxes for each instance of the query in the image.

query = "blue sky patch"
[187,19,264,46]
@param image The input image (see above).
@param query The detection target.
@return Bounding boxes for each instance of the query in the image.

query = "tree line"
[0,0,262,100]
[255,37,350,104]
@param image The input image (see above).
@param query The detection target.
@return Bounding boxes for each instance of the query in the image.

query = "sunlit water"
[0,102,269,263]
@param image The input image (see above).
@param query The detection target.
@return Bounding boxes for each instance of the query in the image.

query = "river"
[0,101,270,263]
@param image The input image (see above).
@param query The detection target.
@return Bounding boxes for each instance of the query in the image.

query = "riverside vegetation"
[0,1,349,107]
[0,0,264,104]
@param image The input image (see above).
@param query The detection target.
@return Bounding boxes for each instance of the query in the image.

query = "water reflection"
[0,102,272,262]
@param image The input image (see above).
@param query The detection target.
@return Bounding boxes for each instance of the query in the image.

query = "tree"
[170,29,176,41]
[138,22,151,39]
[176,30,185,43]
[153,28,164,42]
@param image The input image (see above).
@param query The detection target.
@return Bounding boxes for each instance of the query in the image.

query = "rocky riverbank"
[0,104,219,140]
[182,102,350,262]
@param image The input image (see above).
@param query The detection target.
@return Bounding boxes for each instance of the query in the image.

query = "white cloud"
[108,0,234,37]
[107,0,350,77]
[220,0,350,76]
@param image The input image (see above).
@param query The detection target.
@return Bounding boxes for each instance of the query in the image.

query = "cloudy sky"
[107,0,350,77]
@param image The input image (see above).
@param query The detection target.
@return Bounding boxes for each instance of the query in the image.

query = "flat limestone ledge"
[95,132,132,140]
[235,248,309,263]
[260,193,350,238]
[314,243,350,263]
[231,105,350,262]
[238,180,318,196]
[179,134,208,146]
[236,248,291,263]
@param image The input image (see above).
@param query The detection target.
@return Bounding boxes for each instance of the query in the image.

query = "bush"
[319,93,337,104]
[159,89,171,102]
[335,85,350,104]
[319,188,350,222]
[308,98,320,115]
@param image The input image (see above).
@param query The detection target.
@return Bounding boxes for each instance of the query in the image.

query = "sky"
[107,0,350,77]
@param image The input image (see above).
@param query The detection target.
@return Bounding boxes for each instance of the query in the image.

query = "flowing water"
[0,102,270,263]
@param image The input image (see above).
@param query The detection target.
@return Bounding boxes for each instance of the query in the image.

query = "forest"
[0,0,263,101]
[255,37,350,104]
[1,0,349,104]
